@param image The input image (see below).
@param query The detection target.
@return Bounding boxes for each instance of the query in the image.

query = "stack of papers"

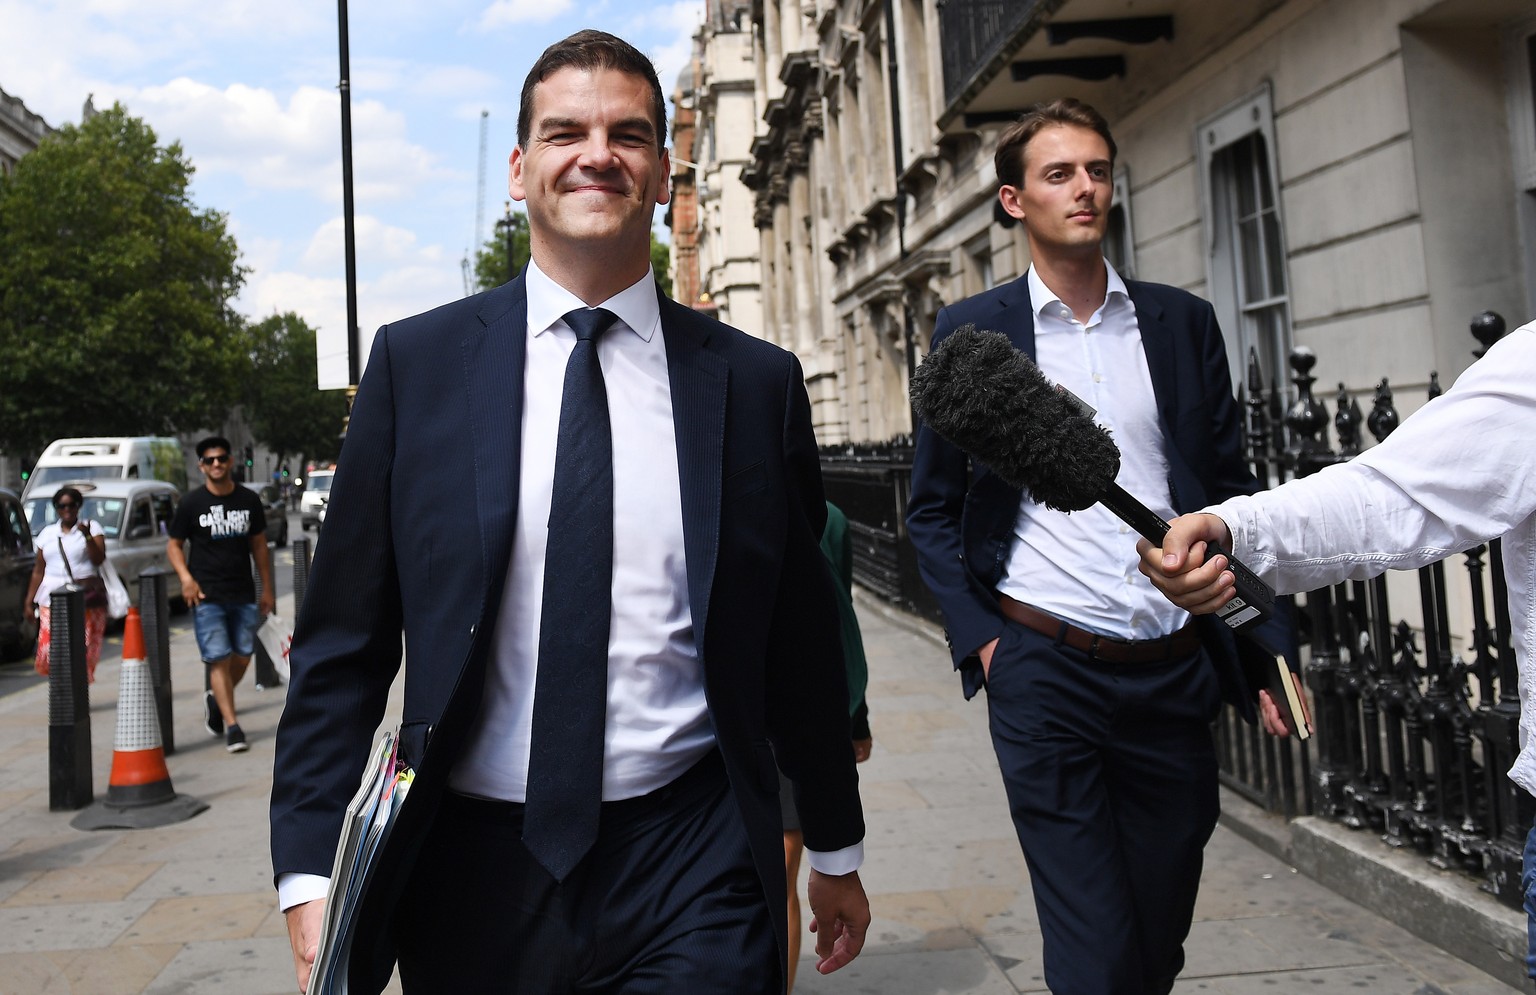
[307,727,415,995]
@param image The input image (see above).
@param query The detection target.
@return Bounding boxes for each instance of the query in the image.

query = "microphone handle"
[1099,481,1276,633]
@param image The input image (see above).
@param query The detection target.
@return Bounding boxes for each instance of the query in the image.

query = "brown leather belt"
[997,594,1200,664]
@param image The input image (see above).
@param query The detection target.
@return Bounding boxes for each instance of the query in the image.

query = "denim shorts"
[193,602,261,663]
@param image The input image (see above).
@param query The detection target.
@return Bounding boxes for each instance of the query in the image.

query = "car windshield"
[309,473,334,493]
[24,496,128,538]
[31,465,123,488]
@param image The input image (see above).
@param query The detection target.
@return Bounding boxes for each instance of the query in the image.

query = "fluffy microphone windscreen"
[909,325,1121,512]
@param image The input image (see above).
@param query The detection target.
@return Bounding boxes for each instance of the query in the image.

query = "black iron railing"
[819,437,942,625]
[822,311,1527,908]
[937,0,1044,106]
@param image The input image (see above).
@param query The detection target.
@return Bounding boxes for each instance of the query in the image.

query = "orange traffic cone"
[72,608,208,830]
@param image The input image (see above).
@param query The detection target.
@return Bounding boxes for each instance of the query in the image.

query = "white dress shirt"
[279,261,860,911]
[996,262,1191,639]
[449,260,714,802]
[1205,320,1536,795]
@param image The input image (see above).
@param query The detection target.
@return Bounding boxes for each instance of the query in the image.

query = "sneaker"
[204,691,223,737]
[226,724,249,753]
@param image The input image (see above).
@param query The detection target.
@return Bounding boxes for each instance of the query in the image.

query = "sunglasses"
[200,454,231,466]
[54,501,80,510]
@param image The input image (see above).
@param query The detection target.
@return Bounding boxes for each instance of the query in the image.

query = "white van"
[23,437,188,499]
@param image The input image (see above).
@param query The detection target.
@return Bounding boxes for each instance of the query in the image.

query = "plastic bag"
[101,559,131,620]
[258,612,293,682]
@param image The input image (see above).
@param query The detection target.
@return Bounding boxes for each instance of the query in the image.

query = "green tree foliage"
[244,312,348,466]
[473,209,530,291]
[651,233,672,298]
[0,104,248,455]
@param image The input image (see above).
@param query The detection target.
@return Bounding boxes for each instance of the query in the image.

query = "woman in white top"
[24,486,107,682]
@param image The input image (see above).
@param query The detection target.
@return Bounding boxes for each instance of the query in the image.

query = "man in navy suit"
[272,30,869,994]
[906,98,1294,995]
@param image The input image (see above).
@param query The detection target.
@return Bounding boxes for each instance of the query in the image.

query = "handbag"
[59,532,108,609]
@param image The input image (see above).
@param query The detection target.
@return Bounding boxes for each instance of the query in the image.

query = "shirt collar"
[1027,258,1130,321]
[525,257,660,343]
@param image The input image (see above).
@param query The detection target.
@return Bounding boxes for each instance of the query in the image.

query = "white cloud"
[301,216,447,269]
[243,215,465,387]
[123,77,450,204]
[478,0,573,30]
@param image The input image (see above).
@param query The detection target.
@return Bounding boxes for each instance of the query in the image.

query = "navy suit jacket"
[270,273,864,990]
[906,274,1296,712]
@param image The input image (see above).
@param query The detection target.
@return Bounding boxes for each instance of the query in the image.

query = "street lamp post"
[494,203,518,285]
[337,0,361,433]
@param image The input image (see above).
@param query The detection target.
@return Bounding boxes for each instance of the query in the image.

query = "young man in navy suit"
[272,29,869,994]
[906,98,1294,995]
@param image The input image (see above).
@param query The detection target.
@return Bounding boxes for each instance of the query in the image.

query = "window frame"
[1197,83,1293,393]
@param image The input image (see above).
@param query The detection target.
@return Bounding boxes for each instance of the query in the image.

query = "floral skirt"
[35,603,107,683]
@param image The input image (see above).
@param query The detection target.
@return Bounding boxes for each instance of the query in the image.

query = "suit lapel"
[1127,281,1180,435]
[657,295,728,653]
[991,277,1038,358]
[462,277,528,601]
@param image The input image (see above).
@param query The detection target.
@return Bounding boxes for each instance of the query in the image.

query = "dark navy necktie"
[522,306,619,881]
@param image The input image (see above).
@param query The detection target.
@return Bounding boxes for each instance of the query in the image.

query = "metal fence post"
[47,585,92,810]
[138,568,174,754]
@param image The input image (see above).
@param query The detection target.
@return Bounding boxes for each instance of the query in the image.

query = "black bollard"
[47,585,93,811]
[138,568,175,754]
[292,536,312,618]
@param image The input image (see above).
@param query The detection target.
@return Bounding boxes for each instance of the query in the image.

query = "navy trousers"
[985,619,1222,995]
[394,751,778,994]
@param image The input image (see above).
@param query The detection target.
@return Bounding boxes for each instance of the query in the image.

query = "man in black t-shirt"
[169,436,275,753]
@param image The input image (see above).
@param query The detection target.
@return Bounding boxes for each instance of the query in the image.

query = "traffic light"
[281,464,290,478]
[244,444,254,467]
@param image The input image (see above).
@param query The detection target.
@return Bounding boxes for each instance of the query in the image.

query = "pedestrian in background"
[168,435,275,754]
[782,499,873,992]
[24,485,107,682]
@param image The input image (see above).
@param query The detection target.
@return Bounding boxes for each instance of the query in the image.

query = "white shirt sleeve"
[276,872,331,912]
[1207,323,1536,595]
[804,841,864,876]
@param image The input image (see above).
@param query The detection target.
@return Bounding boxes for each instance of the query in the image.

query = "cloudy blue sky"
[4,0,705,387]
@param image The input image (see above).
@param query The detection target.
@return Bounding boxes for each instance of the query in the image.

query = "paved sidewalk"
[0,590,1525,993]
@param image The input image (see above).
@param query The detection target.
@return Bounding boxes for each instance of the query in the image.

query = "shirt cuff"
[277,872,331,912]
[804,841,864,876]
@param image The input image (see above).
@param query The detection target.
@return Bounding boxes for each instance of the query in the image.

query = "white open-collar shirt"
[996,261,1190,640]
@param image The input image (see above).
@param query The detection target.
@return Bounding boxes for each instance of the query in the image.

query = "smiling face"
[198,448,232,486]
[999,123,1113,263]
[510,65,670,284]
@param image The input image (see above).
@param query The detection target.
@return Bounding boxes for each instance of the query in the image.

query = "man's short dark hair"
[518,29,667,152]
[994,98,1118,190]
[196,436,232,458]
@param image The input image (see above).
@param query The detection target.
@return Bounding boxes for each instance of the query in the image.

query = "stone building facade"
[673,0,766,336]
[737,0,1535,445]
